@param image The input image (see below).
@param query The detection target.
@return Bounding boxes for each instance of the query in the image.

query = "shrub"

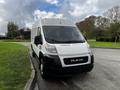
[96,37,115,42]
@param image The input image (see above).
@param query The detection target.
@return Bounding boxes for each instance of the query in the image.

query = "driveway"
[31,48,120,90]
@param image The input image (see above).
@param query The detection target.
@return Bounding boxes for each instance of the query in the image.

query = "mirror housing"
[34,36,42,45]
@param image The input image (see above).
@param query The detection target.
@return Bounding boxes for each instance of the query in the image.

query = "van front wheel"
[40,58,48,79]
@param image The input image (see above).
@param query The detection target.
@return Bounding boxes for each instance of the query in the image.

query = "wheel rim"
[40,62,43,75]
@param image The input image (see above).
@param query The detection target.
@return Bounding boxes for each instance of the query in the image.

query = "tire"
[32,51,35,57]
[40,58,48,79]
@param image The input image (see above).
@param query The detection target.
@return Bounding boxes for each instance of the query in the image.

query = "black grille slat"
[64,56,88,65]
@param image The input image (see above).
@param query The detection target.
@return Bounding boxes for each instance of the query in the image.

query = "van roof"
[39,18,75,27]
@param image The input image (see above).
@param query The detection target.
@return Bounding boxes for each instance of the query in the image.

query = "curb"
[91,47,120,49]
[24,52,36,90]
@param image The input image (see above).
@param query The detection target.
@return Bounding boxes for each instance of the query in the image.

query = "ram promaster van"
[31,18,94,78]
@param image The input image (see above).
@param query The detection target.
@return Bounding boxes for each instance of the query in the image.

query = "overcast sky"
[0,0,120,35]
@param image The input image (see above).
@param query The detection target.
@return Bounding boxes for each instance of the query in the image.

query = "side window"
[34,27,43,45]
[37,27,43,44]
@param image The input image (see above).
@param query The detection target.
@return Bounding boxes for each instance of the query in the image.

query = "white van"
[31,18,94,78]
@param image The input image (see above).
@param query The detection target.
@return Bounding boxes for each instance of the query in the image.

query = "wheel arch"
[39,51,44,60]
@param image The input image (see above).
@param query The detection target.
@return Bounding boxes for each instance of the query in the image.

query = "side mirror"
[34,36,42,45]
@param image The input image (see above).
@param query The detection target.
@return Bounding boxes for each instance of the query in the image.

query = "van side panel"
[31,27,38,43]
[31,27,41,57]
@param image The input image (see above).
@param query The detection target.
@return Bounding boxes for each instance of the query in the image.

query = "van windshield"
[43,26,85,44]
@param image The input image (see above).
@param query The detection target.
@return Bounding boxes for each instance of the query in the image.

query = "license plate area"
[64,56,88,65]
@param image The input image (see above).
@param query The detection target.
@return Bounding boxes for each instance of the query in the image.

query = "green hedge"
[96,37,115,42]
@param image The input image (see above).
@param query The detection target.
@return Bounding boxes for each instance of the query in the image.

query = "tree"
[76,15,97,39]
[7,22,19,39]
[22,28,31,39]
[17,28,31,39]
[104,6,120,23]
[94,16,110,39]
[95,16,110,30]
[104,6,120,42]
[109,23,120,42]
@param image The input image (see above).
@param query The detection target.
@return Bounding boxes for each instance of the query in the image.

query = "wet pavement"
[31,48,120,90]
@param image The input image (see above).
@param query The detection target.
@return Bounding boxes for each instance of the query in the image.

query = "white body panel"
[54,42,91,67]
[41,18,75,26]
[55,43,89,56]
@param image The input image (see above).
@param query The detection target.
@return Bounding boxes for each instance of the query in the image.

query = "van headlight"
[45,44,57,54]
[88,48,93,56]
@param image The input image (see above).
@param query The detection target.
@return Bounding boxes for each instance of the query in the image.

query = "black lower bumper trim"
[46,64,94,76]
[43,54,94,76]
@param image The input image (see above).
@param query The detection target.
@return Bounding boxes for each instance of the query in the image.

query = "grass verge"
[3,39,30,42]
[88,40,120,49]
[0,42,31,90]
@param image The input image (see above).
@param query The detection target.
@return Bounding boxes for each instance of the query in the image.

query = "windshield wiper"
[46,37,85,43]
[63,40,85,43]
[46,38,63,43]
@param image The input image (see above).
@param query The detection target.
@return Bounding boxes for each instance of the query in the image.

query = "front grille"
[64,56,88,65]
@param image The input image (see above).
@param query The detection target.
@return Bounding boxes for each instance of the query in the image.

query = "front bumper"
[43,54,94,76]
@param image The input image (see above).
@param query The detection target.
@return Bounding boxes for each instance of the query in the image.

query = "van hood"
[55,42,89,56]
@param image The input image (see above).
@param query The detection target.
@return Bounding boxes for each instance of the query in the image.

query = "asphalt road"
[32,48,120,90]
